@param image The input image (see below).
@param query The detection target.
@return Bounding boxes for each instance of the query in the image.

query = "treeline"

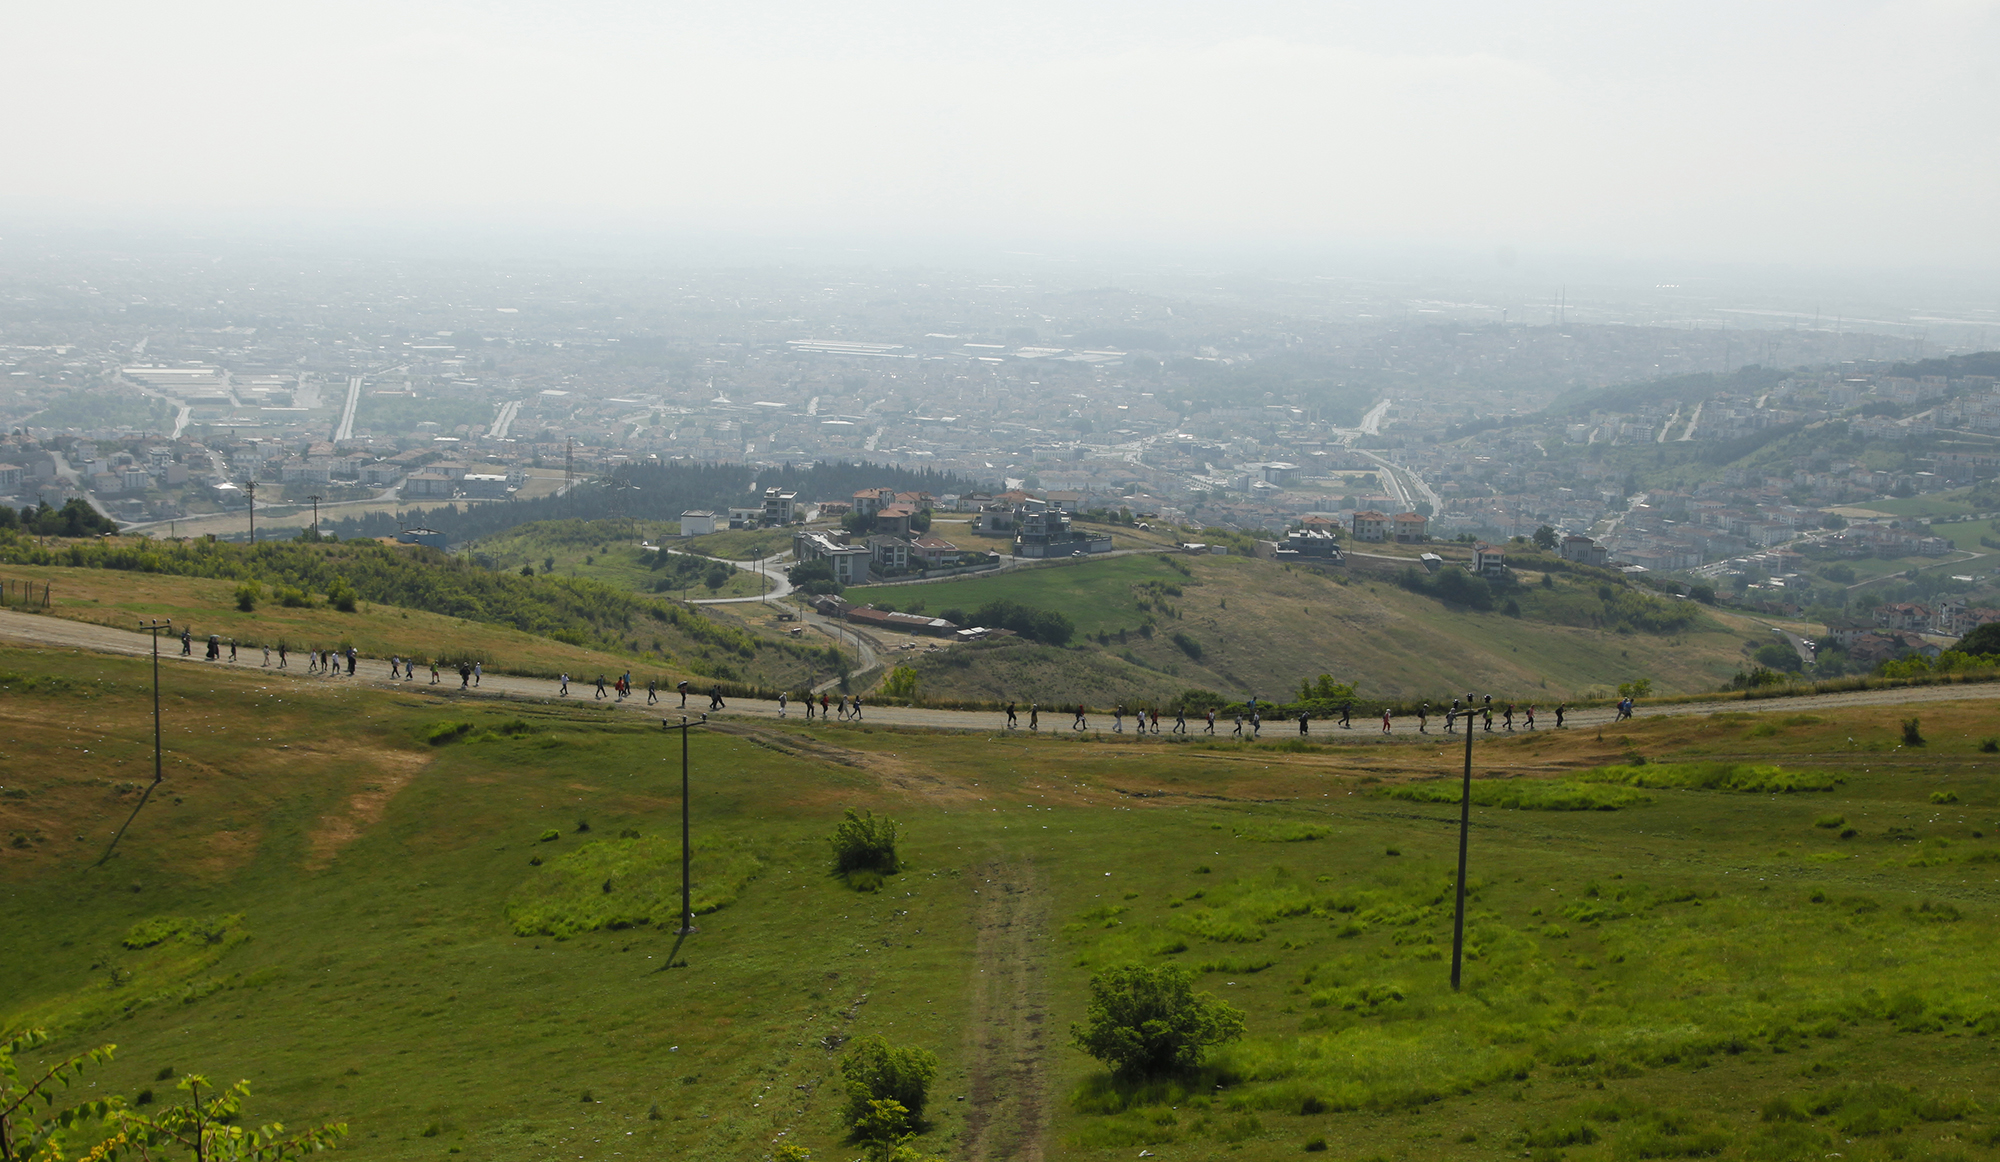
[0,531,839,675]
[323,459,980,544]
[0,498,119,537]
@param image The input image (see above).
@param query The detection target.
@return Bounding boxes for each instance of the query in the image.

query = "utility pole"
[1449,695,1476,991]
[307,493,321,540]
[243,479,257,543]
[660,715,710,935]
[100,620,171,866]
[565,438,574,490]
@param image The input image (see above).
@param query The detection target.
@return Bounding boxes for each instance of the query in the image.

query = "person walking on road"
[1482,695,1494,732]
[474,661,482,687]
[1029,703,1039,732]
[277,642,286,668]
[262,644,271,667]
[1204,708,1216,735]
[646,679,658,705]
[803,690,816,720]
[457,661,470,688]
[1173,706,1186,734]
[228,639,237,663]
[851,695,862,720]
[1502,704,1515,732]
[1417,702,1429,734]
[1524,705,1536,730]
[181,627,192,656]
[778,691,789,717]
[559,672,570,697]
[1073,704,1088,731]
[1006,702,1017,729]
[820,692,830,718]
[594,674,607,700]
[206,635,220,661]
[1231,713,1243,738]
[1555,703,1566,728]
[1113,705,1125,734]
[678,679,690,708]
[347,647,357,677]
[1251,711,1262,737]
[1340,701,1352,730]
[1381,707,1393,734]
[710,685,726,711]
[1445,704,1457,733]
[430,660,440,684]
[1298,710,1310,736]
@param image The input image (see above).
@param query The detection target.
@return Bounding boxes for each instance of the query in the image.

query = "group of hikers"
[991,691,1596,737]
[171,625,1631,737]
[176,626,486,689]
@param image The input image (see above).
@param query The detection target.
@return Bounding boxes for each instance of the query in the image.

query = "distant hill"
[1540,365,1790,419]
[1888,350,2000,380]
[324,458,982,545]
[858,552,1760,706]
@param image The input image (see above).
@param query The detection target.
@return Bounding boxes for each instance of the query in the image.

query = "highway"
[333,375,363,442]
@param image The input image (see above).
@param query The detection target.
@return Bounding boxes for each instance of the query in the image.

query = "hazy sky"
[6,1,1997,268]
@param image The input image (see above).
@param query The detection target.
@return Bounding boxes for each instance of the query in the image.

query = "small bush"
[1304,1138,1328,1152]
[423,721,475,746]
[1071,963,1247,1076]
[276,585,312,608]
[327,578,359,613]
[1902,716,1925,746]
[1931,790,1959,804]
[1981,737,1999,753]
[233,582,260,612]
[538,829,561,843]
[840,1036,939,1133]
[831,808,901,876]
[1815,814,1846,829]
[134,1089,154,1106]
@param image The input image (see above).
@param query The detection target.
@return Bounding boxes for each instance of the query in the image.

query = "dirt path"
[5,606,2000,738]
[961,856,1052,1162]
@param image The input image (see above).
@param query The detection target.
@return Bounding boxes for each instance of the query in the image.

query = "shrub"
[233,582,260,612]
[326,578,359,612]
[1931,790,1959,804]
[1814,814,1846,829]
[881,665,919,699]
[538,829,561,843]
[840,1037,939,1132]
[1903,717,1925,746]
[423,721,476,745]
[276,585,312,608]
[1982,737,1999,754]
[831,808,900,876]
[1071,963,1247,1077]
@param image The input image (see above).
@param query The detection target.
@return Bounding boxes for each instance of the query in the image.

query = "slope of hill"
[7,643,2000,1161]
[855,552,1760,705]
[468,519,768,596]
[0,532,836,687]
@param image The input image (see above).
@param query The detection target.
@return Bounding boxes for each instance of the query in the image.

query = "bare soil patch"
[961,855,1052,1162]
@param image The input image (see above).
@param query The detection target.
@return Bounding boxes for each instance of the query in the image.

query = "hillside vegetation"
[469,519,767,596]
[0,531,835,686]
[855,553,1753,705]
[7,643,2000,1161]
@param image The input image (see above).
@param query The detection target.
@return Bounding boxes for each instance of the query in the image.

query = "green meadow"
[8,642,2000,1161]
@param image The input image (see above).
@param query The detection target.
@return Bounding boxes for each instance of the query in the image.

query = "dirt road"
[3,607,1997,737]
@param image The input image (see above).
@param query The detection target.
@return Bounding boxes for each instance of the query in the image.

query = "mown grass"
[7,642,2000,1161]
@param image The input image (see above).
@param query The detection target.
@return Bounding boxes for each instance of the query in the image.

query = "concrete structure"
[1472,542,1507,577]
[1351,510,1389,542]
[404,472,456,498]
[867,534,911,573]
[1559,535,1611,566]
[762,487,797,526]
[1391,512,1429,542]
[679,510,718,536]
[397,527,447,550]
[460,473,511,499]
[794,530,874,585]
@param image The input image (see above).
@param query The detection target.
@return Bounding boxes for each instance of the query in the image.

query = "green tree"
[1532,525,1558,551]
[840,1038,938,1132]
[830,809,900,875]
[1070,964,1246,1077]
[1616,678,1654,699]
[881,665,919,699]
[111,1075,347,1161]
[703,566,730,592]
[233,582,261,612]
[1,1029,119,1162]
[1957,621,2000,657]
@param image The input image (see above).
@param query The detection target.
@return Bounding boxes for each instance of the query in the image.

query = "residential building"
[1472,542,1507,577]
[1558,535,1610,566]
[762,487,798,526]
[793,530,873,585]
[1391,512,1428,542]
[1351,511,1389,542]
[679,510,718,536]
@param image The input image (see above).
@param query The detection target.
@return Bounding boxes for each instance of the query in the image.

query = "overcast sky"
[5,1,1997,269]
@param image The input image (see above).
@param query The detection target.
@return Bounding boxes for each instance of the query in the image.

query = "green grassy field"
[9,641,2000,1161]
[1855,490,1984,520]
[856,553,1758,704]
[470,520,767,598]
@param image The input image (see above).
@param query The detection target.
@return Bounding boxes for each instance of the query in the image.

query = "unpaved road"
[3,607,1997,737]
[960,856,1051,1162]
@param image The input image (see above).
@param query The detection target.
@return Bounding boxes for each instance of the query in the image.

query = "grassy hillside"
[0,535,836,687]
[469,519,767,597]
[9,643,2000,1161]
[856,553,1755,705]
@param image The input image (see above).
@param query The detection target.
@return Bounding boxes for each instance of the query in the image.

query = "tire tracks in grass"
[962,854,1052,1162]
